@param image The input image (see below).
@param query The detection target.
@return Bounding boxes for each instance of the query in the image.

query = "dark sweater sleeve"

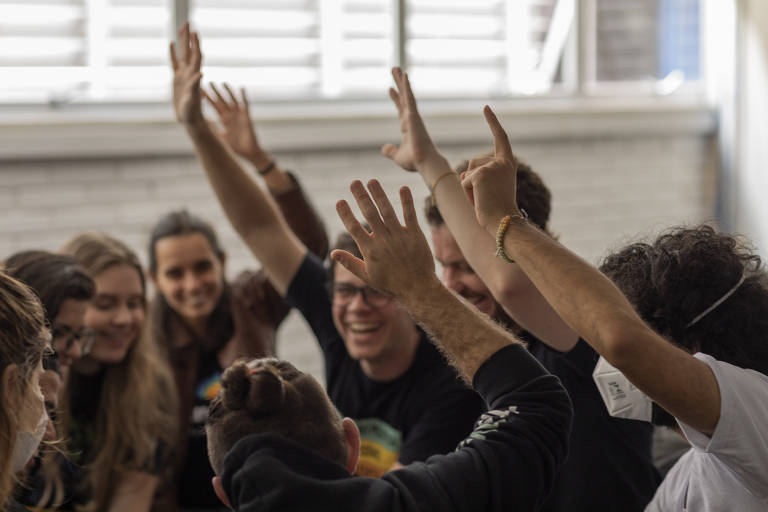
[384,344,573,512]
[273,172,329,259]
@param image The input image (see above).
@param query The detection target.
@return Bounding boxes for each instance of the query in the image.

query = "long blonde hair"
[0,270,49,510]
[60,233,178,512]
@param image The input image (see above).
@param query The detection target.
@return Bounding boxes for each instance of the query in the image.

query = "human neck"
[182,314,208,338]
[359,327,421,381]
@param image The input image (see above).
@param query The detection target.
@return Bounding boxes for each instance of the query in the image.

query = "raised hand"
[460,106,523,232]
[203,84,268,164]
[332,180,437,299]
[170,23,203,125]
[381,67,445,172]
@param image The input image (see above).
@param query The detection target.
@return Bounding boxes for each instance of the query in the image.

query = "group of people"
[1,23,766,512]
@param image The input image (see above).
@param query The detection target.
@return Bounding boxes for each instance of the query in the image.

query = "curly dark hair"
[424,156,552,233]
[599,225,768,376]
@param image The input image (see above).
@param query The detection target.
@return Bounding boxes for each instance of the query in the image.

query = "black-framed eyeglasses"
[331,284,393,309]
[51,325,96,356]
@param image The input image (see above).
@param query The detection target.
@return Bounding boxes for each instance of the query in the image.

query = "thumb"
[460,170,475,207]
[381,143,398,160]
[330,250,368,282]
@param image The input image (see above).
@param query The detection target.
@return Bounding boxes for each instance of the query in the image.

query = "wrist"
[184,117,211,137]
[248,151,272,170]
[419,155,452,183]
[396,274,445,309]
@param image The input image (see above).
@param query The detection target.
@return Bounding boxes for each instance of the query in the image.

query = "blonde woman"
[57,233,178,512]
[0,270,49,512]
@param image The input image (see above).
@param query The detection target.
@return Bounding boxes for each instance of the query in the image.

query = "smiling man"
[171,25,484,478]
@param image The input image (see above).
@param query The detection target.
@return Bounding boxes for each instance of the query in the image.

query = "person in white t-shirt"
[645,353,768,510]
[411,87,768,509]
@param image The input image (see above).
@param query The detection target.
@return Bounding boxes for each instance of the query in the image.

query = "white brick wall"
[0,131,716,382]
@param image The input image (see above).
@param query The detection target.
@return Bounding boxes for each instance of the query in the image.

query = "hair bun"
[221,362,286,415]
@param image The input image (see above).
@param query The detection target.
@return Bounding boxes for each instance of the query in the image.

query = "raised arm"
[382,68,577,351]
[332,179,521,382]
[461,106,721,435]
[333,180,572,511]
[170,24,307,294]
[204,82,328,257]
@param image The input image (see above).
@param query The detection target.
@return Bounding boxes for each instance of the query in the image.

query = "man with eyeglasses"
[171,24,484,478]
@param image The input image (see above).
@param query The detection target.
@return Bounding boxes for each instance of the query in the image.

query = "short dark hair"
[599,225,768,376]
[4,250,95,325]
[425,157,552,233]
[206,358,346,475]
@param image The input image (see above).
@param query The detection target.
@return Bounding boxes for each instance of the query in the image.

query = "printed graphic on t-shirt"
[193,371,222,425]
[459,406,519,447]
[355,417,402,478]
[197,371,223,401]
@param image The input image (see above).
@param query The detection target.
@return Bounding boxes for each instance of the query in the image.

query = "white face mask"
[11,406,48,473]
[592,356,652,422]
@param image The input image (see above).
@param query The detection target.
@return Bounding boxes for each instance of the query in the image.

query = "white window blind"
[191,0,394,99]
[0,0,170,104]
[405,0,570,97]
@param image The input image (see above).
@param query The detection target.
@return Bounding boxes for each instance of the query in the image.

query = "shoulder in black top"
[219,344,573,512]
[520,331,661,511]
[286,253,485,476]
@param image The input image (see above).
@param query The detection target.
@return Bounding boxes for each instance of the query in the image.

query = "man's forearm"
[398,275,521,383]
[417,158,577,350]
[497,218,648,363]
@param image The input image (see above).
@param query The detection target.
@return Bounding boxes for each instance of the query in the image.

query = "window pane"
[595,0,700,83]
[191,0,394,99]
[0,0,170,103]
[406,0,569,97]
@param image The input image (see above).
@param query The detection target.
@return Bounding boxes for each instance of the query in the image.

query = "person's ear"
[212,476,232,509]
[342,417,361,474]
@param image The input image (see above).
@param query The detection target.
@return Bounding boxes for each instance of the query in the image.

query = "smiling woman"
[50,232,178,512]
[147,203,328,509]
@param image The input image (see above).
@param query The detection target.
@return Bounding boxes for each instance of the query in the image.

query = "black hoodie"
[219,344,573,512]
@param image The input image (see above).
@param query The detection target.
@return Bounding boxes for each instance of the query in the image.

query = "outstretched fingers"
[399,186,419,230]
[334,200,371,280]
[222,83,239,107]
[202,88,224,115]
[209,83,230,110]
[367,180,400,228]
[190,31,202,72]
[169,42,179,71]
[350,180,387,233]
[483,106,513,161]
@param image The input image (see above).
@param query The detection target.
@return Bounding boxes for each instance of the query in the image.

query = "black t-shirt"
[178,351,227,508]
[520,331,661,511]
[287,253,485,477]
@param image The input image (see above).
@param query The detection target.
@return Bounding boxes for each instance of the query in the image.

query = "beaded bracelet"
[495,209,528,263]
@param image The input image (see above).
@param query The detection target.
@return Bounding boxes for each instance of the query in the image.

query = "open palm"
[382,67,442,172]
[169,23,203,125]
[204,83,262,160]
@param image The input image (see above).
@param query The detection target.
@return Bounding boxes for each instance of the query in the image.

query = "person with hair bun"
[172,24,484,484]
[0,270,50,512]
[203,181,572,511]
[153,67,327,511]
